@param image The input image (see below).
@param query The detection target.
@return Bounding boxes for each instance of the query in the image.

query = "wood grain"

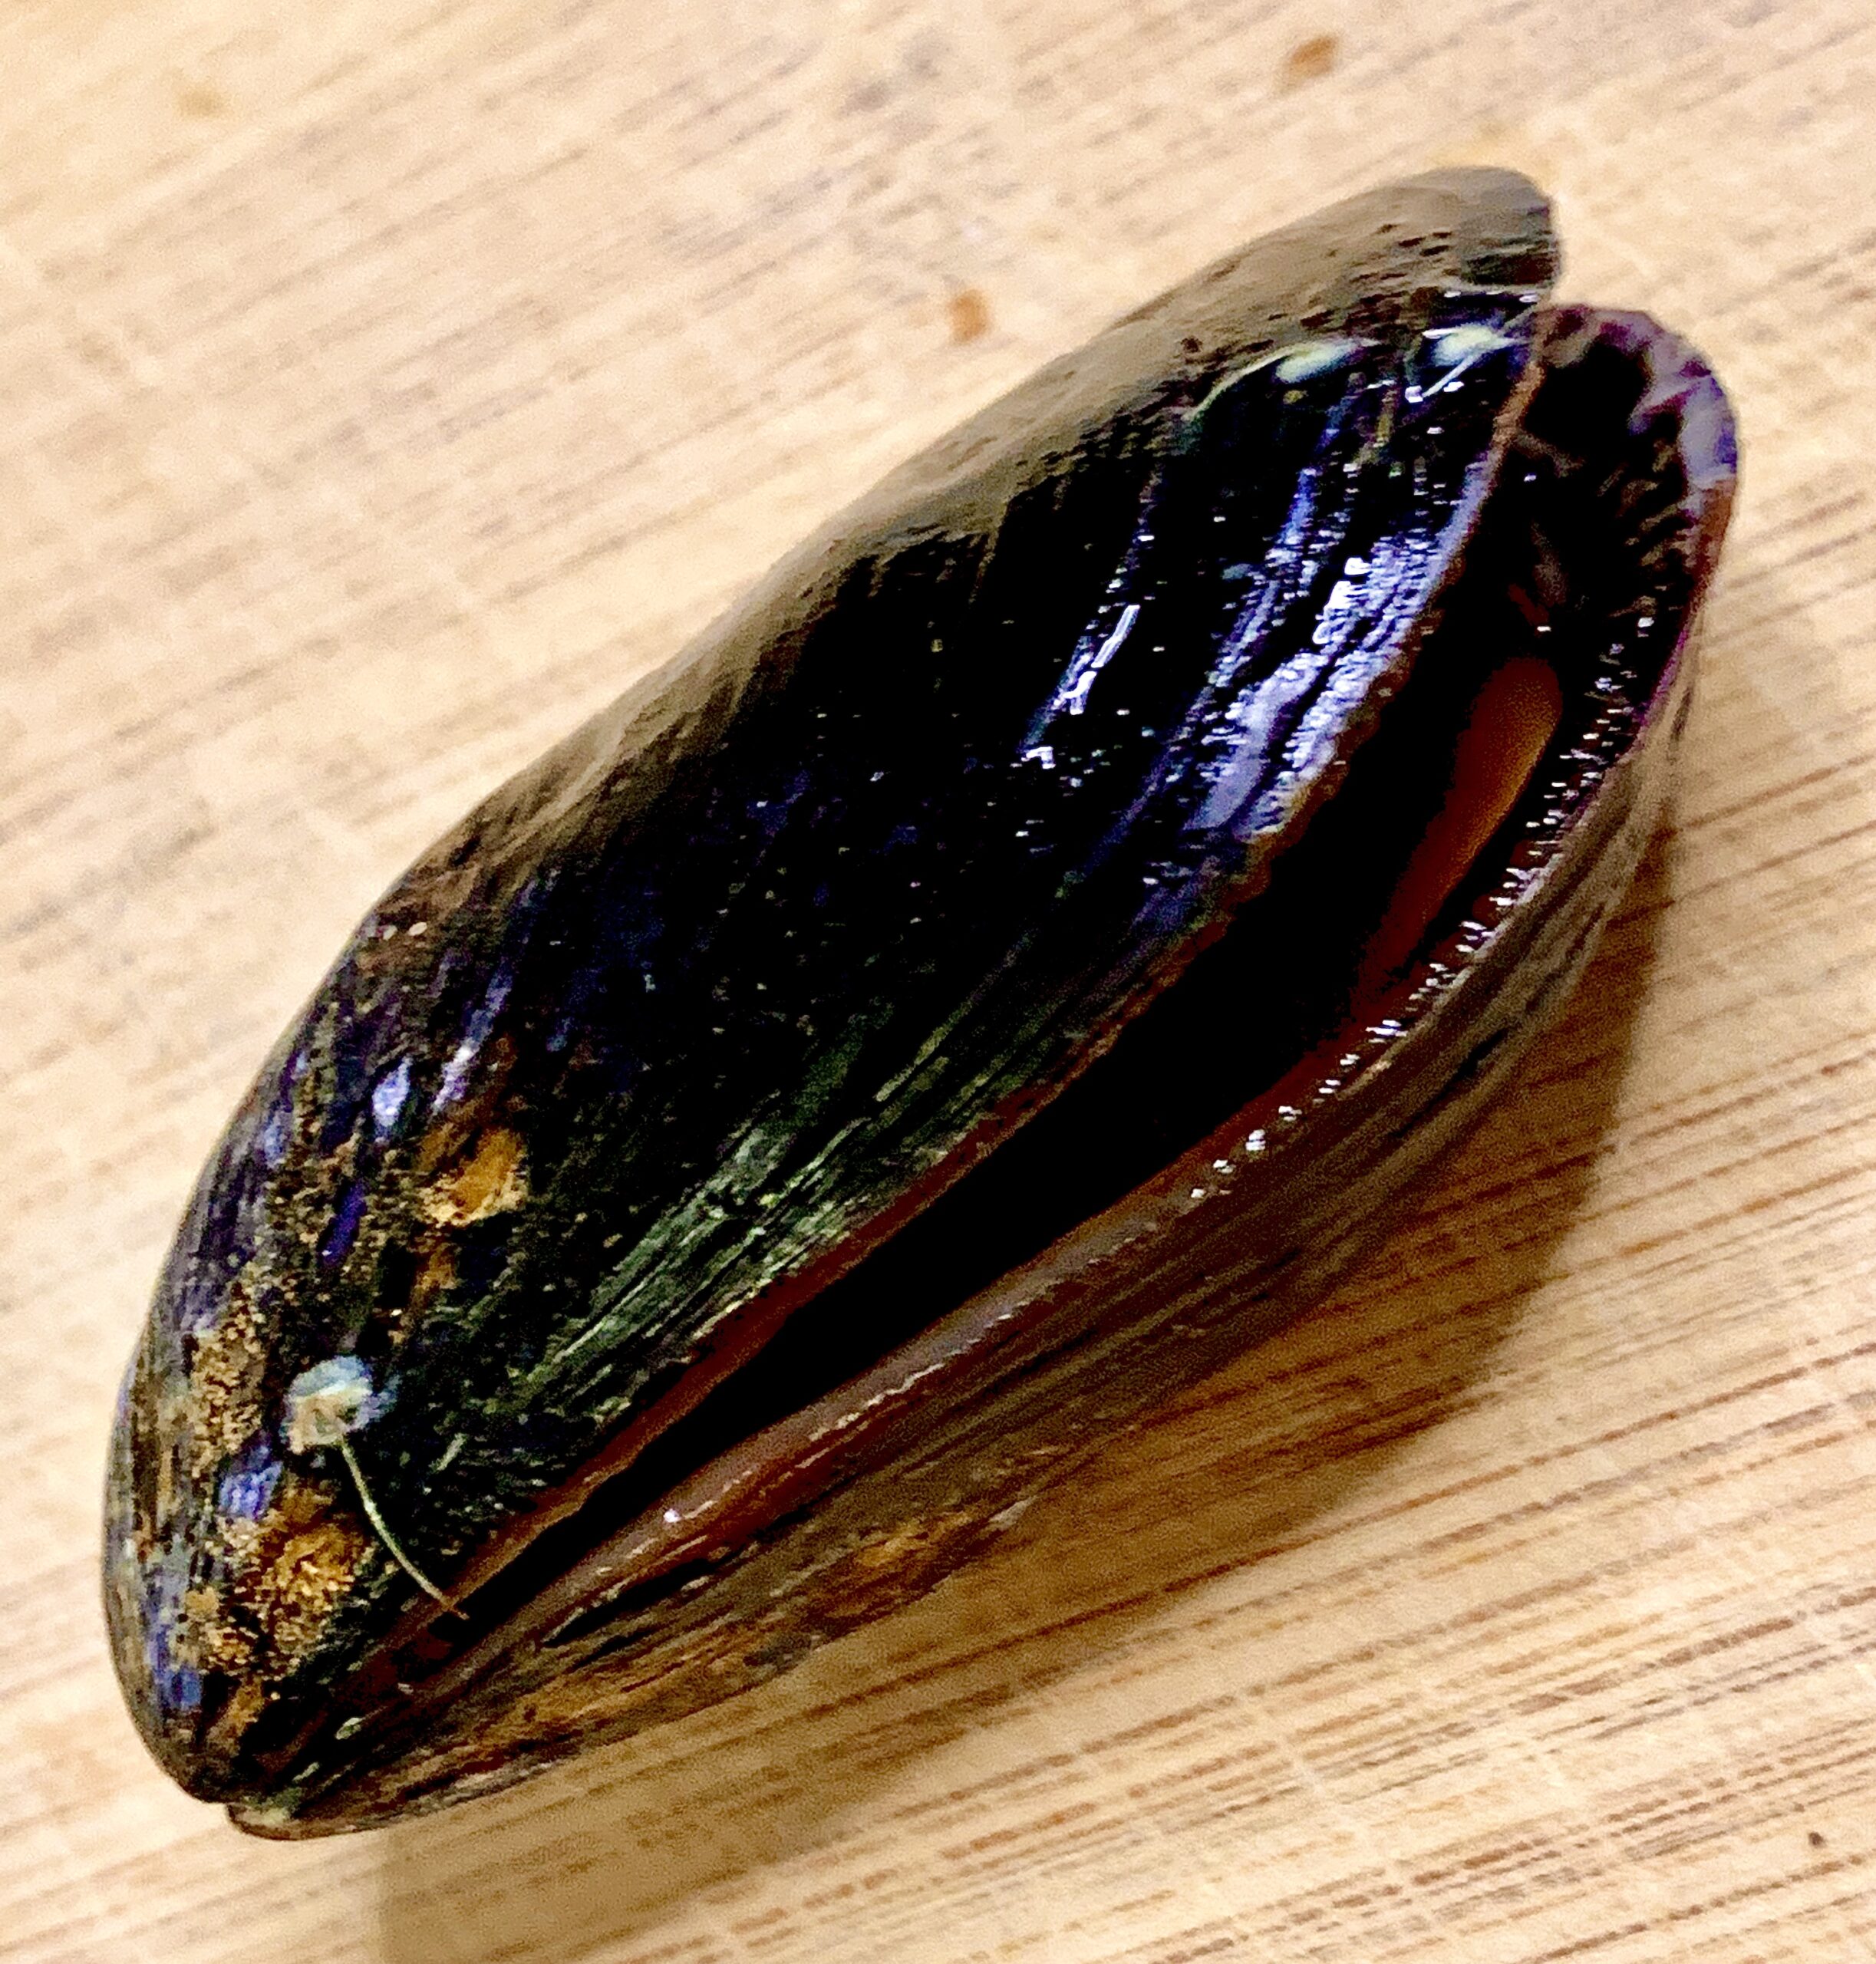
[3,2,1874,1958]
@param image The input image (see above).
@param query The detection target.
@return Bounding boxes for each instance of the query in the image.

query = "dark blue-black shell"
[107,170,1568,1809]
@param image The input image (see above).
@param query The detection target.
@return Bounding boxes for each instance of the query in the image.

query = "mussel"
[104,168,1736,1835]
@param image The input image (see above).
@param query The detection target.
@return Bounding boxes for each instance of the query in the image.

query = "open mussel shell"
[104,167,1736,1834]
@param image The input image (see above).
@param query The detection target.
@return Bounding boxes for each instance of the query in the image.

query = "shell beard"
[219,301,1732,1834]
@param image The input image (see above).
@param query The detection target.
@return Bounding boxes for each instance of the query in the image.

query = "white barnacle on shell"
[284,1356,381,1454]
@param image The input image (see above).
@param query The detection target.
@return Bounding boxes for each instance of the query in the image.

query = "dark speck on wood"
[175,79,228,118]
[1280,34,1340,89]
[947,288,992,344]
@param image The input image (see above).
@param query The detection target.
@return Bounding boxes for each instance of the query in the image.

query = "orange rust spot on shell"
[178,1584,256,1673]
[1279,33,1340,88]
[186,1290,264,1478]
[415,1037,518,1173]
[204,1676,269,1760]
[226,1473,340,1630]
[947,288,993,345]
[406,1238,457,1320]
[250,1515,372,1669]
[421,1125,528,1228]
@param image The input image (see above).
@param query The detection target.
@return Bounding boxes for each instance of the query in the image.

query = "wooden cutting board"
[4,2,1873,1958]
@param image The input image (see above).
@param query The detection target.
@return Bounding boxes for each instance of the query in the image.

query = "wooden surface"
[4,2,1874,1957]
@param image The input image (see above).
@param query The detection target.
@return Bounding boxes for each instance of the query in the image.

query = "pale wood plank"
[3,2,1874,1959]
